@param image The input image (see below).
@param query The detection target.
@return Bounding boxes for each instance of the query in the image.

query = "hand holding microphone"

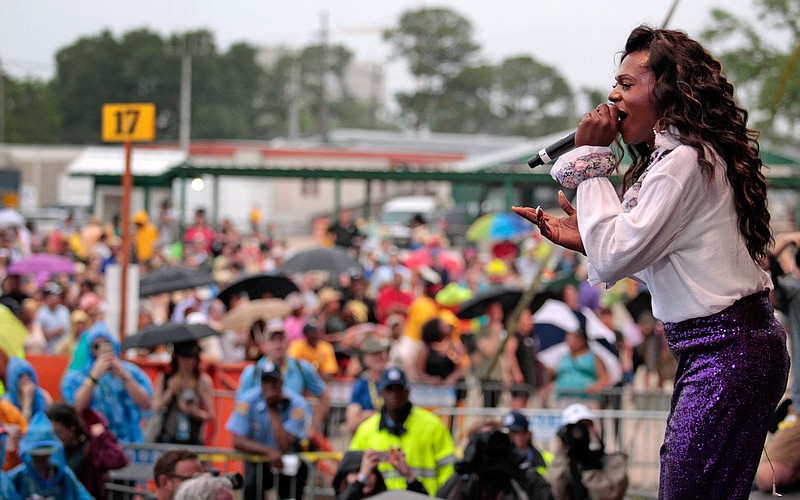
[528,103,619,168]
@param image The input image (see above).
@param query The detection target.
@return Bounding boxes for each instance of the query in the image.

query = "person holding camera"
[437,425,553,500]
[61,325,153,444]
[349,367,455,495]
[333,448,428,499]
[545,404,627,500]
[152,341,214,445]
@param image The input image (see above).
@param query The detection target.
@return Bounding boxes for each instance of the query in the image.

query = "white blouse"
[558,131,771,323]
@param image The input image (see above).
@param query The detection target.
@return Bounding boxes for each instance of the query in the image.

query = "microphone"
[527,131,576,168]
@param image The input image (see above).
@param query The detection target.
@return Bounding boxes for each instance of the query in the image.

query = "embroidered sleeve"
[550,148,615,188]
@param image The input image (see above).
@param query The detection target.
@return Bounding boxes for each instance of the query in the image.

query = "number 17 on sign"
[102,103,155,143]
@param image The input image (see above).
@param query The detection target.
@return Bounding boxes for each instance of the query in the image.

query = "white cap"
[561,403,596,425]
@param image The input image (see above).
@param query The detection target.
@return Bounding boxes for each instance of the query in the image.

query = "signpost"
[101,103,155,341]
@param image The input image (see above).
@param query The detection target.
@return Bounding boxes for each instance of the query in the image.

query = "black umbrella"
[216,273,299,308]
[280,247,361,277]
[139,266,215,297]
[456,286,552,319]
[121,323,220,350]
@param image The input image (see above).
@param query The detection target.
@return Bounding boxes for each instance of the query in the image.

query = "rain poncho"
[60,324,153,443]
[5,357,48,417]
[8,411,91,499]
[0,428,21,499]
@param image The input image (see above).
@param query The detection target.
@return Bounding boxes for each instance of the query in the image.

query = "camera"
[208,469,244,490]
[180,389,199,405]
[455,429,521,478]
[558,423,591,461]
[557,423,603,471]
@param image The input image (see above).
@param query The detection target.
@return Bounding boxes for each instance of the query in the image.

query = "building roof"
[67,147,187,177]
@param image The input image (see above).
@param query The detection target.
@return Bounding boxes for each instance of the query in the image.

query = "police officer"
[226,361,311,499]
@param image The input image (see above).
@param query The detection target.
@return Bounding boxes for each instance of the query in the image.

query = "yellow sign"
[102,103,156,142]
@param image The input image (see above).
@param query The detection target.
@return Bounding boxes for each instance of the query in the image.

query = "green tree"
[52,28,269,143]
[701,0,800,140]
[384,7,479,130]
[53,29,180,143]
[432,64,497,133]
[495,55,575,136]
[3,76,61,143]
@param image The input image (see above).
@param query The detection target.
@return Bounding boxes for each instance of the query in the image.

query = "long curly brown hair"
[620,26,771,262]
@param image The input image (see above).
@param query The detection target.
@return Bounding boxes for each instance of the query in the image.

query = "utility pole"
[0,57,5,143]
[287,62,301,141]
[167,34,209,153]
[179,46,192,153]
[318,10,330,143]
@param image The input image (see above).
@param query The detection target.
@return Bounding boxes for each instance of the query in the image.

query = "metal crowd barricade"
[433,405,669,498]
[108,442,343,499]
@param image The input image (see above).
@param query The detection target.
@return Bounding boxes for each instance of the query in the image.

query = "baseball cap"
[378,367,409,391]
[502,411,530,432]
[561,403,596,425]
[260,361,282,381]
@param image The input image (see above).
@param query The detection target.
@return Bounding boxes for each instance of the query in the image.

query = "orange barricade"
[27,354,70,402]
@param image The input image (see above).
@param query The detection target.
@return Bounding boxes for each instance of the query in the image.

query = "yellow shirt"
[287,339,339,377]
[404,295,438,341]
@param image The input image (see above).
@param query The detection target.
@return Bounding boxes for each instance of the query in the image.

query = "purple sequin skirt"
[659,290,789,499]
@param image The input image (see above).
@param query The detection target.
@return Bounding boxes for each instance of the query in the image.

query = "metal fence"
[107,442,342,499]
[110,383,672,499]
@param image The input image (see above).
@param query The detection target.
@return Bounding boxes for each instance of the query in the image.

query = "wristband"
[357,473,368,484]
[87,375,99,386]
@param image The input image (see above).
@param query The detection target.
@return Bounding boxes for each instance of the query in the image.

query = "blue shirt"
[349,375,381,411]
[236,357,325,400]
[225,386,311,447]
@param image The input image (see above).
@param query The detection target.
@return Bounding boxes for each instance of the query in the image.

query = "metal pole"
[319,10,329,143]
[179,45,192,153]
[0,57,5,143]
[119,142,133,341]
[288,62,301,141]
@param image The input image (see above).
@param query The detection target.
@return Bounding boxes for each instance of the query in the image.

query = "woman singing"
[514,26,789,499]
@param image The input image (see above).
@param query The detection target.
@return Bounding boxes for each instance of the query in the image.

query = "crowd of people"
[0,24,799,498]
[0,184,653,498]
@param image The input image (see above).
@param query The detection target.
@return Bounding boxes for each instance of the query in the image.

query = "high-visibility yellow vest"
[349,406,456,495]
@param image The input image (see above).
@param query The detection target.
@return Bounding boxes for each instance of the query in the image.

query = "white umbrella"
[0,209,24,228]
[533,299,623,385]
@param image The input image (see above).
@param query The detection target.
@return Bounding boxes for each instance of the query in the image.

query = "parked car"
[376,195,438,248]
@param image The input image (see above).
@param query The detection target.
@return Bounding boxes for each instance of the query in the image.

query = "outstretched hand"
[513,191,585,255]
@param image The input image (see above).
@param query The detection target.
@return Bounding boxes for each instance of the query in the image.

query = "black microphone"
[527,131,576,168]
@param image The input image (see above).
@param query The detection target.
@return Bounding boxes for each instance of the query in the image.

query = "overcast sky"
[0,0,767,105]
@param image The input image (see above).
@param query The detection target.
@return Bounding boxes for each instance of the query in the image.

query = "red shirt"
[376,286,414,324]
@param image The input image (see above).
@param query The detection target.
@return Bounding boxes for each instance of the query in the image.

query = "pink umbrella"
[7,253,76,276]
[403,246,463,276]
